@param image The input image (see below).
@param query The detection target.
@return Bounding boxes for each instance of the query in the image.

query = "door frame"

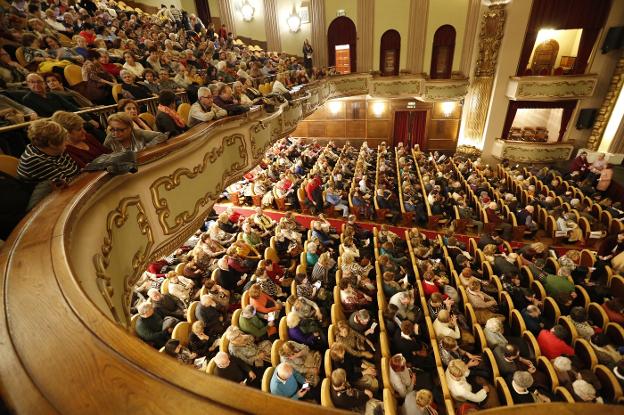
[379,29,401,76]
[327,16,357,74]
[391,107,431,149]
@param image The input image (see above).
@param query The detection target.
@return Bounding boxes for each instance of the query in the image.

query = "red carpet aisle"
[212,203,582,254]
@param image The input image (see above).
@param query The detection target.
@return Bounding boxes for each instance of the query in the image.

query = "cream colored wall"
[324,0,357,30]
[275,0,312,56]
[424,0,468,75]
[372,0,410,72]
[229,0,267,41]
[209,0,220,17]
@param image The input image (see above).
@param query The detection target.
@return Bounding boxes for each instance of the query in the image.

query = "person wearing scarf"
[155,89,187,137]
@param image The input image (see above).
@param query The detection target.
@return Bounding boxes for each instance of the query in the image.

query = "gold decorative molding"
[93,196,154,325]
[458,3,507,149]
[491,139,574,163]
[474,4,507,78]
[507,75,598,100]
[587,56,624,151]
[150,134,248,235]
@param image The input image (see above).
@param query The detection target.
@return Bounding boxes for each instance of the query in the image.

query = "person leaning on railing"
[16,119,80,208]
[103,112,168,152]
[155,89,187,137]
[188,87,227,127]
[50,111,109,168]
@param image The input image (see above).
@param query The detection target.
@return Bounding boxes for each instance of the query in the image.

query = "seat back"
[15,47,27,67]
[270,339,283,367]
[320,378,334,407]
[261,366,274,393]
[171,321,191,346]
[64,64,83,86]
[186,301,198,323]
[278,316,289,341]
[112,84,123,103]
[594,364,623,402]
[160,278,170,294]
[206,358,216,375]
[139,112,156,129]
[177,103,191,124]
[0,155,19,178]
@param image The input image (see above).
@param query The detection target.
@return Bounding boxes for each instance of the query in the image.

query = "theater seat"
[64,64,83,87]
[262,366,274,393]
[320,378,334,407]
[0,155,19,178]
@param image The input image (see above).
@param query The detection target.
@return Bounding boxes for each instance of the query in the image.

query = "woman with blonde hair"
[446,359,497,407]
[341,251,373,280]
[50,111,109,167]
[335,320,374,360]
[279,340,322,386]
[311,251,336,285]
[402,389,438,415]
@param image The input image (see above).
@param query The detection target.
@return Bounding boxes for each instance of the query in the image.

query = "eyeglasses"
[109,126,130,132]
[28,80,44,84]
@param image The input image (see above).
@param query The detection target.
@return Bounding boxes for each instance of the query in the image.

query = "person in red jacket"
[537,325,574,360]
[305,175,324,212]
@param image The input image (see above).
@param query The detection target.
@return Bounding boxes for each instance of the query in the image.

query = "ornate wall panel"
[506,75,598,100]
[491,139,574,163]
[150,134,248,236]
[93,196,154,325]
[458,3,508,148]
[587,56,624,150]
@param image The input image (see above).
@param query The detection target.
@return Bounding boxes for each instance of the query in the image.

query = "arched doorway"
[430,25,456,79]
[328,16,357,74]
[380,29,400,76]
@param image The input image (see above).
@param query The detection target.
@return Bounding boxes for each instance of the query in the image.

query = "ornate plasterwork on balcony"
[329,73,470,101]
[506,74,598,101]
[491,139,574,163]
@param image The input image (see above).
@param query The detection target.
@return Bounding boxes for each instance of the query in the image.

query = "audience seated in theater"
[270,362,309,401]
[537,324,574,360]
[213,351,256,385]
[135,301,177,349]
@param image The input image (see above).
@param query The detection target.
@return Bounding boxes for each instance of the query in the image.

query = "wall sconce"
[441,101,455,117]
[328,101,342,114]
[372,102,386,117]
[241,0,254,21]
[287,5,301,32]
[536,28,556,44]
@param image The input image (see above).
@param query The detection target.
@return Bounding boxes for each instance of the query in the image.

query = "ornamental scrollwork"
[93,196,154,326]
[149,134,248,235]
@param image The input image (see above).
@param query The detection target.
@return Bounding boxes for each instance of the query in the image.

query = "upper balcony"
[506,73,599,101]
[329,73,470,101]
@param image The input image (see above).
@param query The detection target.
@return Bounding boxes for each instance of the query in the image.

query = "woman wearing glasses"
[103,113,168,152]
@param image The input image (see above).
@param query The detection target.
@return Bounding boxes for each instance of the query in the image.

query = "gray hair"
[197,87,212,98]
[119,69,134,79]
[137,301,153,316]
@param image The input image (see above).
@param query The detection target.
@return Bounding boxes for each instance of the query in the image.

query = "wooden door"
[532,39,559,76]
[335,45,351,74]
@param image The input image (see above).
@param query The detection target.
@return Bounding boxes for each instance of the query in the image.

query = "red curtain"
[411,111,427,149]
[393,111,410,146]
[502,100,577,141]
[516,0,612,75]
[194,0,211,27]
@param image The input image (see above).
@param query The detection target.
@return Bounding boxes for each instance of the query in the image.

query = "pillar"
[310,0,328,68]
[459,0,481,76]
[356,0,374,72]
[458,3,508,150]
[263,0,282,52]
[406,0,429,74]
[218,0,235,33]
